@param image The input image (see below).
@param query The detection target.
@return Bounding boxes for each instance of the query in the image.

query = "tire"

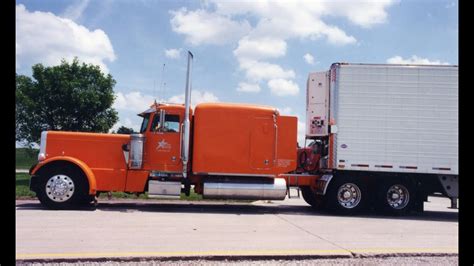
[36,165,90,210]
[300,186,325,209]
[325,176,368,215]
[376,179,415,215]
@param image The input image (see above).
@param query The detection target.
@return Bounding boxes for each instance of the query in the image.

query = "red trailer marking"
[400,166,418,169]
[433,167,451,171]
[351,164,369,168]
[374,165,393,168]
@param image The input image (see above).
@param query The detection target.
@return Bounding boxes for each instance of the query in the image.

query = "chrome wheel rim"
[45,175,75,202]
[337,183,362,209]
[386,184,410,210]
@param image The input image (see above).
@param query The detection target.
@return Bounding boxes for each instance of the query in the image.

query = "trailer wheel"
[325,176,367,214]
[377,179,414,215]
[300,186,325,209]
[36,166,89,209]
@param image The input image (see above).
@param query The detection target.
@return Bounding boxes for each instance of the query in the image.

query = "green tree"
[116,126,135,134]
[16,58,119,145]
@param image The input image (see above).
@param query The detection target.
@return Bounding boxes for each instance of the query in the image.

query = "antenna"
[163,82,167,99]
[159,63,166,102]
[153,79,156,102]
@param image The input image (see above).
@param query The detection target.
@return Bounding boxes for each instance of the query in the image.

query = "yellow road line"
[16,247,458,259]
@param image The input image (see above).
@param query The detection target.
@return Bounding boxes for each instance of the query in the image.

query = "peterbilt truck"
[29,52,458,215]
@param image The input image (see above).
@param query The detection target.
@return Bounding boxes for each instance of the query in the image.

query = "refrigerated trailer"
[298,63,458,214]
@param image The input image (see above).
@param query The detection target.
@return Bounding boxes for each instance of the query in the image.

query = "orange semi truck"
[29,52,458,215]
[29,52,316,210]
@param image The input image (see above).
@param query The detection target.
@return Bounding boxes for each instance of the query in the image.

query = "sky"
[15,0,458,146]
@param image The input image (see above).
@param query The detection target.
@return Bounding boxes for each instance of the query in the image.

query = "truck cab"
[137,103,192,177]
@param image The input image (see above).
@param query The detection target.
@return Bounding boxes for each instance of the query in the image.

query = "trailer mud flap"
[315,174,333,195]
[437,175,458,198]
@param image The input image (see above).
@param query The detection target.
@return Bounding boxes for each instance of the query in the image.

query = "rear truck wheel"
[325,176,368,215]
[300,186,325,209]
[376,179,415,215]
[36,166,90,209]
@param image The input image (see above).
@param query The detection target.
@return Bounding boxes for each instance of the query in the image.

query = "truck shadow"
[16,200,458,223]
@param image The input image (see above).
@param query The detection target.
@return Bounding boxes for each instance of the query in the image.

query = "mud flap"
[315,174,333,195]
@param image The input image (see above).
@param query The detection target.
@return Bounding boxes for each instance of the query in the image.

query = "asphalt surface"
[16,194,458,262]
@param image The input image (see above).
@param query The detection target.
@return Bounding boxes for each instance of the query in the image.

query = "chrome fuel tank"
[203,178,287,200]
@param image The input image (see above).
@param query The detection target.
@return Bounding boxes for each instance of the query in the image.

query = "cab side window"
[139,114,150,133]
[150,114,180,133]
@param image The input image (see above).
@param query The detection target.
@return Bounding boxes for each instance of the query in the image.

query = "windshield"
[139,113,150,133]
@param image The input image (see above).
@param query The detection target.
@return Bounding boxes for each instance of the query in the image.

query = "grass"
[16,148,38,169]
[16,173,36,198]
[16,173,204,200]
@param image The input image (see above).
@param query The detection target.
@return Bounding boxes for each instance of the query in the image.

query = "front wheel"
[325,176,368,215]
[37,166,89,209]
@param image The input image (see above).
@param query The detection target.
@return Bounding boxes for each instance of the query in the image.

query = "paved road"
[16,195,458,261]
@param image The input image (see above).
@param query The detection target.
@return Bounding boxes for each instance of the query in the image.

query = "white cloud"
[61,0,90,21]
[278,107,293,115]
[237,82,261,93]
[114,90,219,112]
[239,59,295,82]
[165,48,181,59]
[170,1,382,48]
[170,8,251,45]
[268,79,300,96]
[168,90,219,107]
[319,24,357,45]
[16,4,115,73]
[113,91,156,113]
[303,53,315,65]
[110,117,142,133]
[170,1,396,92]
[234,37,287,60]
[208,1,384,44]
[386,55,450,65]
[324,0,396,29]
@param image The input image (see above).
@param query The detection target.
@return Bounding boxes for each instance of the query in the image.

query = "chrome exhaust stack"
[182,51,193,179]
[203,178,287,200]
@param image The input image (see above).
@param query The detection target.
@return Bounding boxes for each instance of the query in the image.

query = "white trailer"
[303,63,458,215]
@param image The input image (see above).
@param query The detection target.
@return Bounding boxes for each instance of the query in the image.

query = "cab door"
[143,111,182,172]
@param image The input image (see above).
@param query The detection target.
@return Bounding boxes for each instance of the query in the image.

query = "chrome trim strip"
[193,172,276,178]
